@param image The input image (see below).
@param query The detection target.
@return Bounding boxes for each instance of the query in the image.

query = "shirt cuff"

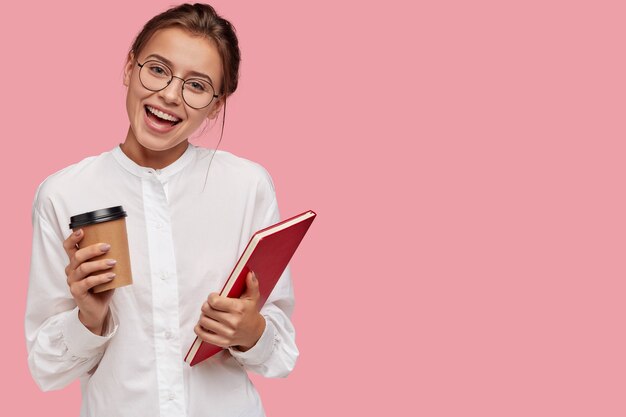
[62,307,118,359]
[228,316,278,366]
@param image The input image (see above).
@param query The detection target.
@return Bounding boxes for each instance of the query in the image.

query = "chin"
[137,137,183,152]
[133,124,184,151]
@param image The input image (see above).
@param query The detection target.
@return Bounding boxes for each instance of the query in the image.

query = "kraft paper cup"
[69,206,132,293]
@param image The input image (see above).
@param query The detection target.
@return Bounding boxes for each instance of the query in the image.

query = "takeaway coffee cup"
[69,206,132,293]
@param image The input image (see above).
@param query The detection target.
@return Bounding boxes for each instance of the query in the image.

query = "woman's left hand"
[194,271,266,352]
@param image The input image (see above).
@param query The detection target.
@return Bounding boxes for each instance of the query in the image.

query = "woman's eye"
[188,81,206,92]
[149,66,167,76]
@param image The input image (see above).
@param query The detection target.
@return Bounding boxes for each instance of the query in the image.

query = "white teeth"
[146,105,180,122]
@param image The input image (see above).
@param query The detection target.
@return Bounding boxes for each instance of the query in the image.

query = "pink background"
[3,0,626,415]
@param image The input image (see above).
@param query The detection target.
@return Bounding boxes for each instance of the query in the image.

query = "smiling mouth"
[144,105,181,126]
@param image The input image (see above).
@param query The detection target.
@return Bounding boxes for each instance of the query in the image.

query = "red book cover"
[185,210,316,366]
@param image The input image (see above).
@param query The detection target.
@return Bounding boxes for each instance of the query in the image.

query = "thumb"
[241,271,260,300]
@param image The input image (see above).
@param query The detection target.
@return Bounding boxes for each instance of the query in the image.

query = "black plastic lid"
[69,206,127,229]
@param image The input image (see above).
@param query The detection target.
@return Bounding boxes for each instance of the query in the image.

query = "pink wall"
[4,0,626,415]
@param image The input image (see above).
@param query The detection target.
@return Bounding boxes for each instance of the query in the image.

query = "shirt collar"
[112,143,195,180]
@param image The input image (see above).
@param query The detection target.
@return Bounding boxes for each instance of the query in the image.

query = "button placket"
[142,175,185,414]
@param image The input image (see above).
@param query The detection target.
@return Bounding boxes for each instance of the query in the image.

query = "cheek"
[126,86,148,116]
[125,92,140,122]
[182,112,209,131]
[125,93,133,120]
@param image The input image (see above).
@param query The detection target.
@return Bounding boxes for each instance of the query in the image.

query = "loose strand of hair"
[201,99,226,193]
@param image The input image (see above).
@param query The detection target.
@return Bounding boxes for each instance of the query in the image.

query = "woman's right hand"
[63,229,117,336]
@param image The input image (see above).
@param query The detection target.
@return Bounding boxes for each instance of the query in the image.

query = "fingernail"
[100,243,111,252]
[106,259,117,266]
[74,229,82,236]
[106,273,116,280]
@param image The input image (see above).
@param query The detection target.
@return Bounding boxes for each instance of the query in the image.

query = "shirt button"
[156,221,163,229]
[71,355,78,361]
[160,271,168,280]
[168,391,176,401]
[165,331,173,340]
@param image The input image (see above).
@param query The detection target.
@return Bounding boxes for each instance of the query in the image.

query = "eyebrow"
[145,53,214,84]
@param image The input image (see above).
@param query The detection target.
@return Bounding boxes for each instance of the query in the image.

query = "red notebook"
[185,210,316,366]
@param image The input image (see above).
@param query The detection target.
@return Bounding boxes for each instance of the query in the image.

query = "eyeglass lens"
[139,60,215,109]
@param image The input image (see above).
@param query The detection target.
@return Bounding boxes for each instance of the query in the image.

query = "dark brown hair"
[128,2,241,97]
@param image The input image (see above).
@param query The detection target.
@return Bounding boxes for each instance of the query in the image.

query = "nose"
[158,76,184,105]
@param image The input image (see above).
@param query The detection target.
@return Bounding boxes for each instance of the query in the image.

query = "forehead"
[141,26,223,81]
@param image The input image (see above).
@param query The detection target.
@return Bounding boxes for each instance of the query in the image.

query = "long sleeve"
[25,199,118,391]
[25,144,301,415]
[228,196,299,377]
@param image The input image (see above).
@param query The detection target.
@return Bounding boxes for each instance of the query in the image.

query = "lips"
[144,105,182,126]
[143,105,181,134]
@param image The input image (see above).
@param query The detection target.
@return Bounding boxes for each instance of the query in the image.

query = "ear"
[123,52,135,87]
[207,97,224,120]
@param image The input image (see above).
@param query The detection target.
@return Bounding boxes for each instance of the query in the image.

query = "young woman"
[25,3,298,416]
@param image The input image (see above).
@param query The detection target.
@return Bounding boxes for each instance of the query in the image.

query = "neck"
[120,126,189,169]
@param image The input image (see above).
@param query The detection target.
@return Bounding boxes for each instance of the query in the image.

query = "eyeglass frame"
[136,59,219,109]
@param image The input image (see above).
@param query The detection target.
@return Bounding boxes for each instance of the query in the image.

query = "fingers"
[63,230,113,267]
[207,292,240,313]
[197,313,234,339]
[197,281,265,349]
[70,242,113,272]
[196,300,234,347]
[69,272,116,299]
[63,229,84,260]
[241,271,260,299]
[201,300,231,322]
[67,257,117,284]
[76,242,111,262]
[206,273,259,313]
[194,323,231,348]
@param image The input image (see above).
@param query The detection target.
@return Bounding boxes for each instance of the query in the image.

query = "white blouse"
[25,143,298,417]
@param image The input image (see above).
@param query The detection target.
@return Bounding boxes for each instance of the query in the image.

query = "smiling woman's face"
[122,26,223,157]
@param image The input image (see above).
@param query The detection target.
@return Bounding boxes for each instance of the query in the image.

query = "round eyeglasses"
[137,60,219,109]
